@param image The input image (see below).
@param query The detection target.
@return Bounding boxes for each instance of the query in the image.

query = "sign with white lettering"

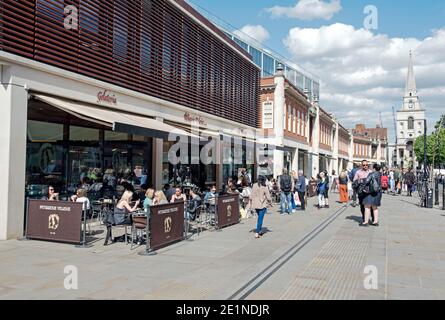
[217,195,240,229]
[262,101,274,129]
[149,202,185,250]
[26,200,83,244]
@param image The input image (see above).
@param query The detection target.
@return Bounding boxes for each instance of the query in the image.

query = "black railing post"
[442,179,445,211]
[435,178,440,206]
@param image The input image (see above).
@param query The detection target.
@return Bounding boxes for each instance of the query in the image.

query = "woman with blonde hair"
[143,188,155,212]
[338,170,349,204]
[153,190,168,205]
[71,188,90,211]
[114,190,140,225]
[104,190,140,246]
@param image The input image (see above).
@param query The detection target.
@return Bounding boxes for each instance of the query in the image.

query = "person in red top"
[381,174,389,194]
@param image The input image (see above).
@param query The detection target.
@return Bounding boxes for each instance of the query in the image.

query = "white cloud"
[233,25,270,44]
[266,0,342,21]
[282,23,445,140]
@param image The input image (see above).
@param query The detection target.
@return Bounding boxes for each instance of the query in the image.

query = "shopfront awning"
[34,94,197,140]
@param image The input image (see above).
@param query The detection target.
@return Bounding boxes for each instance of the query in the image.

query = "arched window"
[408,117,414,130]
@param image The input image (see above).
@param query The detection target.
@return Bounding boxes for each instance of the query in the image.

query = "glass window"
[70,126,99,141]
[249,46,262,67]
[105,130,129,141]
[26,143,66,199]
[297,110,300,135]
[113,0,129,63]
[263,54,275,77]
[313,82,320,100]
[233,37,248,51]
[80,3,100,34]
[408,117,414,130]
[67,146,102,198]
[296,72,304,90]
[27,120,64,142]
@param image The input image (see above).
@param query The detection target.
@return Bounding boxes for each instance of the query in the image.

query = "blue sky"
[188,0,445,140]
[189,0,445,56]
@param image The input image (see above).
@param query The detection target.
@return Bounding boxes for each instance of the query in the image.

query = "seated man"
[204,186,216,209]
[186,189,202,221]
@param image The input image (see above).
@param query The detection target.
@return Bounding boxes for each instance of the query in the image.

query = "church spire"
[405,50,417,97]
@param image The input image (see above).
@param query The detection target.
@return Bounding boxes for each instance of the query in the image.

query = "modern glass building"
[187,2,320,101]
[228,33,320,102]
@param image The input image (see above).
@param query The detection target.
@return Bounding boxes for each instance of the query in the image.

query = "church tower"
[395,51,426,168]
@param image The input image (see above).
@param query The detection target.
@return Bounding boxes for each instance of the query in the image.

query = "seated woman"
[42,186,59,201]
[114,191,140,226]
[170,187,187,203]
[103,190,140,246]
[152,190,168,205]
[71,188,91,211]
[143,188,155,212]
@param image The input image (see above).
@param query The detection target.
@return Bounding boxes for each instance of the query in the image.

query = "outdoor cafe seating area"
[24,184,244,253]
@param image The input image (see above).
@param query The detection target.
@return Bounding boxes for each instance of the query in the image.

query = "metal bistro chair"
[202,202,217,230]
[131,214,148,250]
[91,200,103,223]
[186,205,205,237]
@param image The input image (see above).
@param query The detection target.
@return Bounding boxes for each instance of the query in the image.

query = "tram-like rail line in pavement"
[227,204,349,300]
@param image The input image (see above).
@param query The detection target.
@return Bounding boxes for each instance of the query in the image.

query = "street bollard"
[434,178,439,206]
[442,178,445,210]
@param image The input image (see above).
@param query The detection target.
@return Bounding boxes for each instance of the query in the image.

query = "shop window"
[27,120,63,142]
[26,143,66,199]
[70,126,99,141]
[105,130,129,141]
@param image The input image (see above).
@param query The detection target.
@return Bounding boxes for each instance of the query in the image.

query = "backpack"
[381,175,389,188]
[280,174,292,193]
[369,174,382,194]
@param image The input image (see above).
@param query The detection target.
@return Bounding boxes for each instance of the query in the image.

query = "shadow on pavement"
[346,215,363,224]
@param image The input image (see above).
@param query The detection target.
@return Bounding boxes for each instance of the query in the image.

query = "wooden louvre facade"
[0,0,260,127]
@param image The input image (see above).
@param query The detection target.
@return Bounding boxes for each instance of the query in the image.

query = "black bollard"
[442,179,445,211]
[435,178,439,206]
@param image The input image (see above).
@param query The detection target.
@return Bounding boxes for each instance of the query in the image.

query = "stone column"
[152,117,164,191]
[0,82,28,240]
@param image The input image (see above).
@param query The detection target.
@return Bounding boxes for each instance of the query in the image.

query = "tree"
[435,114,445,130]
[414,129,445,167]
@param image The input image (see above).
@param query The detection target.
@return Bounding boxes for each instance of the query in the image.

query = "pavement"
[1,192,445,300]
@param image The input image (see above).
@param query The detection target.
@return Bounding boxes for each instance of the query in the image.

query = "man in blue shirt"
[296,170,307,211]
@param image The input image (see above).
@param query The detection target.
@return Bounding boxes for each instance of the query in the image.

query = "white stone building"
[394,52,427,168]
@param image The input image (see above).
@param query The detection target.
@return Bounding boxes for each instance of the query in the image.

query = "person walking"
[349,165,360,206]
[354,160,373,223]
[404,168,416,197]
[250,175,273,239]
[389,169,395,194]
[323,170,330,208]
[296,170,307,211]
[338,170,349,204]
[317,172,328,209]
[361,164,383,227]
[278,169,294,215]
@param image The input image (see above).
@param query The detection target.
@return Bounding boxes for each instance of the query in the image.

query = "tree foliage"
[414,128,445,166]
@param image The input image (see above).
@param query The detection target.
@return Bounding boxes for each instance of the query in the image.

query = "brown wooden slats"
[0,0,259,128]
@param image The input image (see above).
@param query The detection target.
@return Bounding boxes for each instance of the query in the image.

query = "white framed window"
[296,110,300,135]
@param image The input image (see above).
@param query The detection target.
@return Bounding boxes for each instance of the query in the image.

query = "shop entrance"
[26,99,154,201]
